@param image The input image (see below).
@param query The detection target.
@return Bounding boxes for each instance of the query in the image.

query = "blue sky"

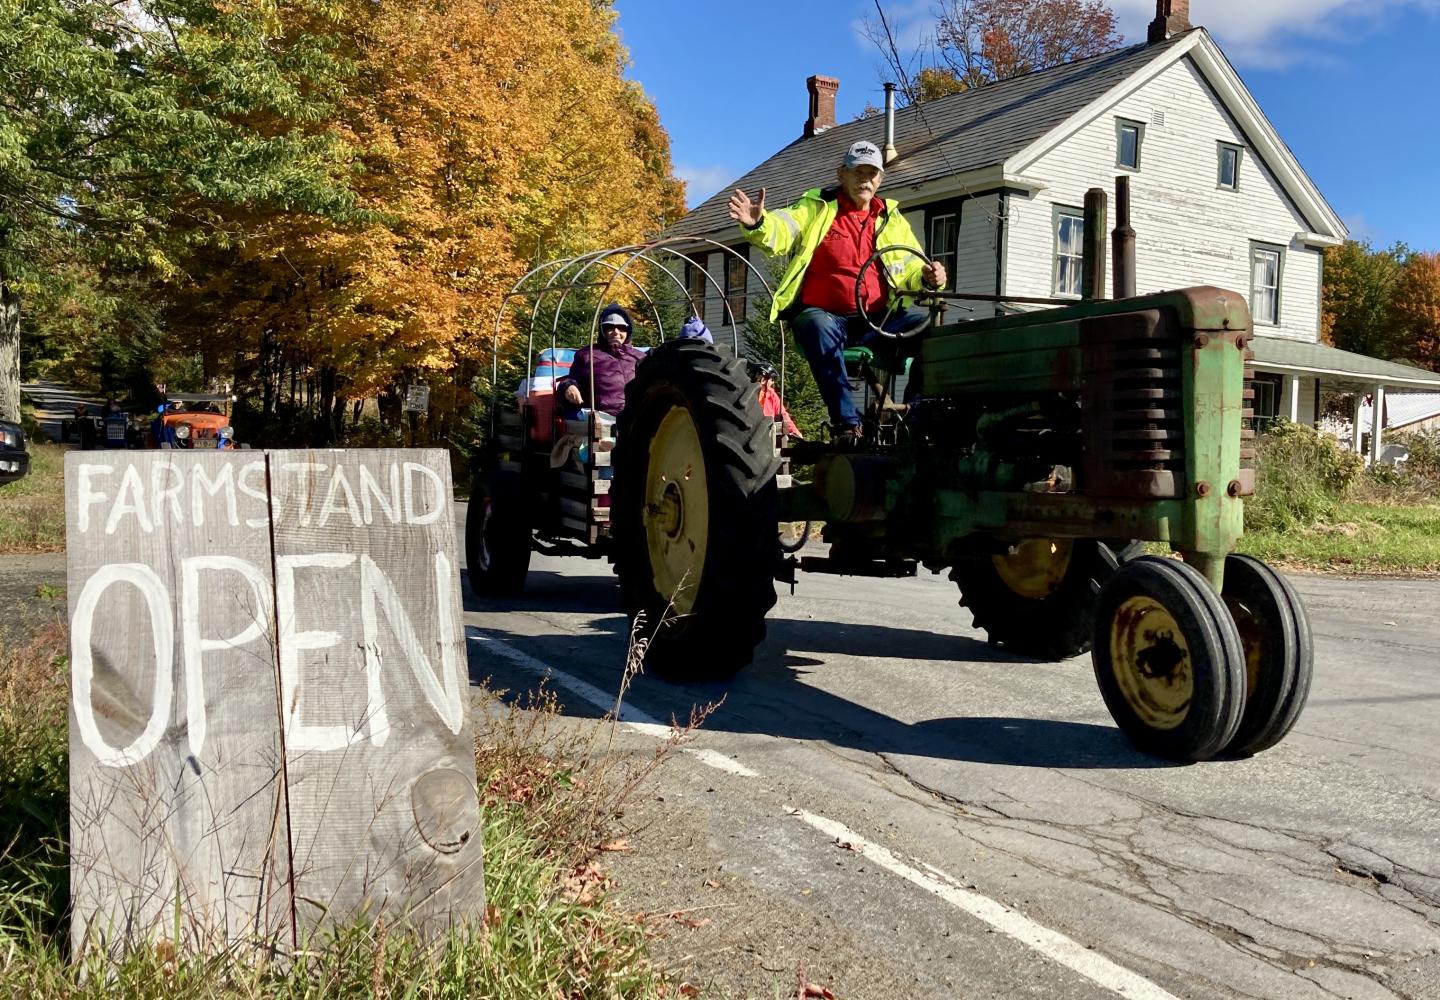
[612,0,1439,251]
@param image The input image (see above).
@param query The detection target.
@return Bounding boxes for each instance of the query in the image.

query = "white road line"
[467,630,758,777]
[792,809,1181,1000]
[467,628,1174,999]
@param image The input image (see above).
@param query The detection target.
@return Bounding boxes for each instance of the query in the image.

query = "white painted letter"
[77,463,115,534]
[359,552,463,735]
[281,463,328,527]
[181,556,273,757]
[238,460,270,528]
[150,458,185,528]
[318,466,363,528]
[402,462,445,526]
[358,463,400,525]
[276,552,355,751]
[192,463,239,527]
[105,464,154,535]
[72,564,174,767]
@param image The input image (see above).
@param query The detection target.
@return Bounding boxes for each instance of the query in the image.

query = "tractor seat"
[843,346,912,376]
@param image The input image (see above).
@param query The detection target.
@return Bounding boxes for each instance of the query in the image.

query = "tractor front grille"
[1081,310,1185,499]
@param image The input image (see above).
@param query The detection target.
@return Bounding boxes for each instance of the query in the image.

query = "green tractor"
[609,202,1311,764]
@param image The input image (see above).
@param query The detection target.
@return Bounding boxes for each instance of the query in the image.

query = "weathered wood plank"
[66,451,290,956]
[267,450,485,936]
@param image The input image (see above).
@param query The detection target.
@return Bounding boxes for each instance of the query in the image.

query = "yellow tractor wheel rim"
[1110,595,1193,730]
[644,406,708,616]
[992,539,1073,600]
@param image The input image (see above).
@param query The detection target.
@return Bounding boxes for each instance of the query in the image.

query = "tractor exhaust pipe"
[1113,175,1136,299]
[883,83,898,164]
[1082,187,1107,300]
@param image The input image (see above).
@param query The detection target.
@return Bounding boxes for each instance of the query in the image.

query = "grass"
[0,441,67,554]
[1239,500,1440,575]
[0,614,696,999]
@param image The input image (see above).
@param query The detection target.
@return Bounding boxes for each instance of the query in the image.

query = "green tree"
[1320,239,1408,359]
[0,0,353,421]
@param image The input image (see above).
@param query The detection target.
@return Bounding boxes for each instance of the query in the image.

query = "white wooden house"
[662,0,1440,462]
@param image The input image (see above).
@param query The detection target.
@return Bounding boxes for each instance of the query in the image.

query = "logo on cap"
[844,141,884,170]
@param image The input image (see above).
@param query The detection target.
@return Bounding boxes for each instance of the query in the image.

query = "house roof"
[1250,337,1440,391]
[668,29,1343,244]
[1359,392,1440,430]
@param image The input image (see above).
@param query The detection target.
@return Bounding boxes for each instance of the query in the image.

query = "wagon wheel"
[950,538,1141,660]
[855,245,941,339]
[613,339,781,680]
[465,470,532,597]
[1092,556,1246,762]
[1220,555,1313,757]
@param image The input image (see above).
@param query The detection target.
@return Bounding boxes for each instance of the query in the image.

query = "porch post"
[1282,375,1301,422]
[1369,383,1385,466]
[1351,392,1364,453]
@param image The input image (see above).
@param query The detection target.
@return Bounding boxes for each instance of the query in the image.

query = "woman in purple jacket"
[558,304,647,416]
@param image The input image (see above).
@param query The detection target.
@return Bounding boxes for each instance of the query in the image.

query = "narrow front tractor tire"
[613,340,781,680]
[465,471,532,597]
[1093,556,1246,762]
[950,539,1141,659]
[1220,555,1313,757]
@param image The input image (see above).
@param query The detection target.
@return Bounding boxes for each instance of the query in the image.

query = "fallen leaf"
[835,838,862,853]
[703,879,721,890]
[680,985,701,997]
[599,839,631,852]
[681,916,711,930]
[797,985,836,999]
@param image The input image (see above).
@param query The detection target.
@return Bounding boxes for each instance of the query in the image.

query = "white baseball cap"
[843,140,884,170]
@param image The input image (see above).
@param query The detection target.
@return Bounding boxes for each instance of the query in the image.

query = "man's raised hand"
[727,187,766,228]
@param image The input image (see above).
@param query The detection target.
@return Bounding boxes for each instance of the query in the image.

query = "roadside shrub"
[1246,420,1363,533]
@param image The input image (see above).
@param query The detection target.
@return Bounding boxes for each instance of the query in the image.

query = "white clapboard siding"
[65,449,485,958]
[954,192,1003,301]
[1006,55,1322,341]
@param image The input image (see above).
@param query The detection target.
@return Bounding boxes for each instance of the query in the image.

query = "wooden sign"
[403,385,430,413]
[66,449,485,957]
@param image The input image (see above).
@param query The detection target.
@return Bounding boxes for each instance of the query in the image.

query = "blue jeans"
[790,306,928,429]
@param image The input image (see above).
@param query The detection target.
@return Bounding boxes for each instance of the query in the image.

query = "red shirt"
[798,195,885,316]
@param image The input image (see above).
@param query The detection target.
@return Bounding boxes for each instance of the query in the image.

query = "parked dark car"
[0,419,30,486]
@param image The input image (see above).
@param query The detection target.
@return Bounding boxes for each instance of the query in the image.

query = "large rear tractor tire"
[1220,555,1313,757]
[950,538,1141,659]
[465,471,532,598]
[613,339,781,681]
[1092,556,1246,762]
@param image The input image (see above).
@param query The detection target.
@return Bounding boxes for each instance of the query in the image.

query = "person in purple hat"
[558,304,647,416]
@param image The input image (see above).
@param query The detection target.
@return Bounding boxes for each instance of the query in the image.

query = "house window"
[928,213,959,290]
[1116,119,1143,170]
[1218,143,1242,190]
[1054,208,1084,297]
[725,248,748,322]
[685,257,708,315]
[1252,374,1282,429]
[1250,243,1283,325]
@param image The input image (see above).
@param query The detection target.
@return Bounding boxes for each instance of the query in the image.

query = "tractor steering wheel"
[854,245,942,339]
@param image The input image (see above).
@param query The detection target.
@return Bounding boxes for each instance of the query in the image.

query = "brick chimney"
[804,75,839,137]
[1147,0,1191,43]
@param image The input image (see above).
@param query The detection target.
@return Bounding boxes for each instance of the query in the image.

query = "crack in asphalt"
[856,749,1437,997]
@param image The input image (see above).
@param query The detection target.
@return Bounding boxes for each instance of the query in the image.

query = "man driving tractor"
[728,139,947,440]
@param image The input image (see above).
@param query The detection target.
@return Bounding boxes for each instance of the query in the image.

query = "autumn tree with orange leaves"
[867,0,1121,103]
[1390,252,1440,372]
[166,0,685,444]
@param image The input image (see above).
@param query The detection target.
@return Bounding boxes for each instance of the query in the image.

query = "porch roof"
[1249,336,1440,392]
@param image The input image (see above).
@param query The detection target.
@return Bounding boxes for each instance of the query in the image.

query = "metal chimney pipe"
[1112,175,1136,299]
[883,83,898,164]
[1082,187,1108,300]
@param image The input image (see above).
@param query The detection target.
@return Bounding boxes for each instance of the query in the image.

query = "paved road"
[457,504,1440,1000]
